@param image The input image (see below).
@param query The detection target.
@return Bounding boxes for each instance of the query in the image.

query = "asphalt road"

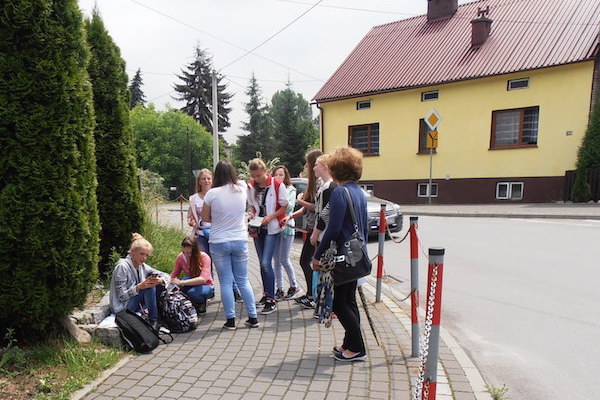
[368,216,600,400]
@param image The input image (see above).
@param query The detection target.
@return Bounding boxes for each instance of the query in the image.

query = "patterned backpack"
[158,285,198,333]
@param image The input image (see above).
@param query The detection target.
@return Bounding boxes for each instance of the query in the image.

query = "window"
[496,182,523,200]
[417,183,438,197]
[421,90,439,101]
[418,119,436,154]
[356,100,371,110]
[359,183,374,194]
[491,106,539,149]
[349,123,379,155]
[508,78,529,90]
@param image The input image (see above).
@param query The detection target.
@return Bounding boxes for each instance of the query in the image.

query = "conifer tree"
[235,74,274,163]
[129,68,146,109]
[86,10,144,274]
[0,0,100,338]
[173,46,233,132]
[572,96,600,202]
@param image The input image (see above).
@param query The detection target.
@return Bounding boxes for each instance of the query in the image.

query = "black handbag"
[332,187,372,286]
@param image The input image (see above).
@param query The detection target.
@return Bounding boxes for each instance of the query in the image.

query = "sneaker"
[334,351,366,362]
[294,294,307,304]
[244,317,259,328]
[223,318,236,330]
[256,295,267,305]
[159,326,171,334]
[195,301,207,314]
[234,290,243,303]
[275,289,284,301]
[261,299,277,315]
[284,286,302,300]
[300,297,316,309]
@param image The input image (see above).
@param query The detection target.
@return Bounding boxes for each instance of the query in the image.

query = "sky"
[77,0,470,144]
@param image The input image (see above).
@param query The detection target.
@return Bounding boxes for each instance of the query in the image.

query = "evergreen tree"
[270,84,318,176]
[572,97,600,202]
[0,0,100,338]
[235,73,274,163]
[173,46,232,133]
[129,68,146,109]
[86,10,144,274]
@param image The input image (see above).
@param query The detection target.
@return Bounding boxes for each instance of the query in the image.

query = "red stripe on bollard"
[411,290,419,324]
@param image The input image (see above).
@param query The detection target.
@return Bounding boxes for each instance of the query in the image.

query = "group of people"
[109,146,369,362]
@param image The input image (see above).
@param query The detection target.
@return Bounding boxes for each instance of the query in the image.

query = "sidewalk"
[74,205,491,400]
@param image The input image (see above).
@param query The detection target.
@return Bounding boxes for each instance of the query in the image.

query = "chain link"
[412,262,439,400]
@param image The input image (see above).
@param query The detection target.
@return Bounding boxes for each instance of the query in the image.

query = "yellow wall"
[320,61,595,181]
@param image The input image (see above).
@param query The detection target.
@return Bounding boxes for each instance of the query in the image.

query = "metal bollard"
[375,204,386,302]
[410,216,419,358]
[422,248,445,400]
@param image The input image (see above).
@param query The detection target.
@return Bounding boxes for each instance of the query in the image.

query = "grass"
[486,384,510,400]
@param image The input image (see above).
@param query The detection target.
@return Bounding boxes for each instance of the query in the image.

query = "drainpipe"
[315,102,324,152]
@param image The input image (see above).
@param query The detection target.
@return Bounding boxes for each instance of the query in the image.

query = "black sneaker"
[261,299,277,315]
[256,295,267,305]
[284,286,302,300]
[223,318,236,330]
[275,289,284,301]
[234,290,243,303]
[244,317,259,328]
[294,294,307,304]
[195,301,207,314]
[300,297,316,309]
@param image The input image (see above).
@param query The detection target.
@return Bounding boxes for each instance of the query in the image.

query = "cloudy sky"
[78,0,470,143]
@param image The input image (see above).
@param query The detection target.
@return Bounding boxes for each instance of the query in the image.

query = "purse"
[332,187,372,286]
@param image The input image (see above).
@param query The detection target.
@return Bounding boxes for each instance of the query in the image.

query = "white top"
[247,177,289,235]
[188,193,211,235]
[204,180,249,244]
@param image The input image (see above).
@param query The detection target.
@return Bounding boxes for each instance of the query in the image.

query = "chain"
[412,262,439,400]
[387,222,411,244]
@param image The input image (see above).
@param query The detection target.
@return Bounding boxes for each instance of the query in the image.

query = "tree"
[86,10,144,274]
[270,84,319,176]
[235,73,275,163]
[131,105,213,195]
[129,68,146,109]
[0,0,100,338]
[572,97,600,202]
[173,46,233,133]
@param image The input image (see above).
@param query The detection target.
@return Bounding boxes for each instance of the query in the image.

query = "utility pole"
[186,127,192,195]
[212,71,219,169]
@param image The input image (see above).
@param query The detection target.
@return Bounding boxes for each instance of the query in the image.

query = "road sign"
[425,109,442,130]
[427,130,438,149]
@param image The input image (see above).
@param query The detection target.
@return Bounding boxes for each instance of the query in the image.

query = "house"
[313,0,600,204]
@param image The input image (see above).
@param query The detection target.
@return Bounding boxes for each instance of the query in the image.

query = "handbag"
[332,187,372,286]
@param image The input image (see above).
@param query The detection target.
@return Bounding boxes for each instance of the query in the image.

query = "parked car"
[291,177,403,236]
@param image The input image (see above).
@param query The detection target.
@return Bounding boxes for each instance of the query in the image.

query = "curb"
[401,211,600,220]
[70,354,132,400]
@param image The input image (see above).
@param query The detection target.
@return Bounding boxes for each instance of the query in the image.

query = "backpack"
[158,286,198,333]
[248,175,286,226]
[115,309,172,353]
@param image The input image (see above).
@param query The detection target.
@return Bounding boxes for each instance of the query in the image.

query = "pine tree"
[173,46,233,132]
[129,68,146,109]
[0,0,100,338]
[86,10,144,274]
[271,84,318,176]
[572,96,600,202]
[235,74,274,163]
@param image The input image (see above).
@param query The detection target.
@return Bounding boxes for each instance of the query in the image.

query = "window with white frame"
[491,106,539,148]
[417,183,438,197]
[359,183,374,193]
[508,78,529,90]
[356,100,371,110]
[421,90,439,101]
[496,182,523,200]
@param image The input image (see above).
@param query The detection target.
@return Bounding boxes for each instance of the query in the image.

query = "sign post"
[424,109,441,205]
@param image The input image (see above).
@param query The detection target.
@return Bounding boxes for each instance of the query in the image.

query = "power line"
[273,0,418,16]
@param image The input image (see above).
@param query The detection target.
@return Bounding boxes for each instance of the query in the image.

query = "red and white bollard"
[375,204,386,302]
[410,216,419,358]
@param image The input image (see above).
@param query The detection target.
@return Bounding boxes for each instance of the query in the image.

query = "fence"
[564,167,600,201]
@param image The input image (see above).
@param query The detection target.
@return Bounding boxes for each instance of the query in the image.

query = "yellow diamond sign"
[425,109,442,130]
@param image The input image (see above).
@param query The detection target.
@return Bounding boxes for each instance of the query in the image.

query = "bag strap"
[342,186,359,232]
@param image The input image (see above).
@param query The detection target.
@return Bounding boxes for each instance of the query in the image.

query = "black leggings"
[333,280,365,354]
[299,232,315,298]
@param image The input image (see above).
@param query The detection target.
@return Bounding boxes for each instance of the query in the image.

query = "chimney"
[471,6,493,47]
[427,0,458,21]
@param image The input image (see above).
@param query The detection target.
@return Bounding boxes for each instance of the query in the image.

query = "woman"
[312,147,369,362]
[247,158,288,315]
[282,149,323,308]
[202,161,258,330]
[271,165,300,300]
[171,236,215,313]
[109,233,170,331]
[188,168,213,254]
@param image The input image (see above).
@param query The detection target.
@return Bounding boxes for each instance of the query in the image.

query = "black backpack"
[115,309,172,353]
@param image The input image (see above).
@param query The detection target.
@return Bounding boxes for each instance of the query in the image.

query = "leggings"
[299,231,315,298]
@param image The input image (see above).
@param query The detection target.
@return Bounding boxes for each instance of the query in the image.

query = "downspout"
[315,102,324,152]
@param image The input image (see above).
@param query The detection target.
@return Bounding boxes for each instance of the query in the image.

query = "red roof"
[313,0,600,102]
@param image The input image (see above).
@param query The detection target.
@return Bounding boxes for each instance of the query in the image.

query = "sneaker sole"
[223,325,236,331]
[334,353,366,362]
[245,322,259,328]
[261,308,276,315]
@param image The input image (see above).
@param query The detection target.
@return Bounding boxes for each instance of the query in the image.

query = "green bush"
[86,11,143,274]
[0,0,100,340]
[572,95,600,202]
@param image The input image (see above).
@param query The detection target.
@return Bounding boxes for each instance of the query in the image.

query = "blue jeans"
[211,240,257,319]
[197,233,240,292]
[253,231,280,299]
[273,233,298,290]
[181,277,214,303]
[127,286,158,324]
